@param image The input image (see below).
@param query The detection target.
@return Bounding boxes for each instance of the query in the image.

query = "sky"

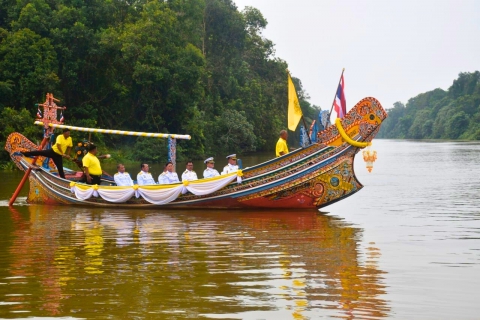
[233,0,480,112]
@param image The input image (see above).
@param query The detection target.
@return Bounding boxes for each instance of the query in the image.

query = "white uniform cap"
[226,154,237,159]
[204,157,214,164]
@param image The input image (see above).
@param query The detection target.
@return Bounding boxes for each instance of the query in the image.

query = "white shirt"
[181,169,198,181]
[221,163,238,175]
[158,171,179,184]
[114,172,134,186]
[137,171,156,185]
[203,167,220,178]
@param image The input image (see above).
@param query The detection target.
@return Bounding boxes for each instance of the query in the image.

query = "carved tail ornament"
[334,118,371,148]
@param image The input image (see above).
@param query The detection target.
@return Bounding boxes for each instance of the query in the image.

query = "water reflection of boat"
[5,94,386,209]
[4,206,390,318]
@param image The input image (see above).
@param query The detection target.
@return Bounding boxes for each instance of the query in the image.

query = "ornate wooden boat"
[5,94,386,209]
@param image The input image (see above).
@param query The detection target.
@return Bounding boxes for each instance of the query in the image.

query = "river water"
[0,139,479,319]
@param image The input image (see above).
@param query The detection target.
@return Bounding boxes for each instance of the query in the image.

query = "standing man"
[221,154,238,175]
[21,128,73,179]
[114,164,134,186]
[203,157,220,178]
[181,161,198,181]
[137,163,156,185]
[82,144,105,185]
[276,130,289,157]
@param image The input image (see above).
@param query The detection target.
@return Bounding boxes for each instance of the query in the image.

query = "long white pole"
[34,121,191,140]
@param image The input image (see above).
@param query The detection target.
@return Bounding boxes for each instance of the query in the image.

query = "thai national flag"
[334,74,346,118]
[36,108,42,118]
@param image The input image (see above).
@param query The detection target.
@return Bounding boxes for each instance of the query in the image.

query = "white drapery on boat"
[136,184,185,205]
[70,171,242,204]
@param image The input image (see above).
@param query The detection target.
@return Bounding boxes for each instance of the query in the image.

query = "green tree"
[408,110,430,139]
[377,102,405,138]
[0,28,59,108]
[0,0,325,166]
[379,71,480,140]
[208,109,256,154]
[12,0,52,37]
[446,111,469,139]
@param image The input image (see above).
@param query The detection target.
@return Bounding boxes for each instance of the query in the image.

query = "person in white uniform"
[137,163,156,185]
[114,164,134,186]
[221,154,239,175]
[203,157,220,178]
[181,161,198,181]
[158,161,180,184]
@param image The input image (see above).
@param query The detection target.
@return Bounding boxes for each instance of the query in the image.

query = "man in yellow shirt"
[82,144,110,185]
[275,130,289,157]
[21,128,73,178]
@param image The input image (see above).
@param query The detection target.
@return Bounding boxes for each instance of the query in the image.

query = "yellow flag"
[288,74,303,131]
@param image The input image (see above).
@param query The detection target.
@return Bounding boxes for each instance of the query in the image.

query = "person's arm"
[55,135,64,155]
[275,141,282,157]
[56,139,71,160]
[82,156,91,183]
[56,143,70,159]
[65,138,73,158]
[158,173,166,184]
[56,143,63,155]
[83,166,92,184]
[280,141,289,155]
[60,146,71,160]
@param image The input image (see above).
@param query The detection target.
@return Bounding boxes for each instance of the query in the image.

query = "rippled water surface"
[0,140,479,319]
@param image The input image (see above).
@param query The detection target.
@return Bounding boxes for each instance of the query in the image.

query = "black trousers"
[86,174,101,185]
[23,149,65,179]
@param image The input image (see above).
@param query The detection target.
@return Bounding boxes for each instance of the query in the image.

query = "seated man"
[137,163,156,185]
[221,154,238,175]
[114,163,134,186]
[203,157,220,178]
[181,161,198,181]
[158,161,180,184]
[82,144,105,185]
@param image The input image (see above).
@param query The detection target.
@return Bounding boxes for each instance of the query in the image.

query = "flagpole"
[301,116,311,144]
[326,68,345,128]
[287,71,312,144]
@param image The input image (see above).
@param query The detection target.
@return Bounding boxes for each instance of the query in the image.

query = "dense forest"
[0,0,319,166]
[378,71,480,140]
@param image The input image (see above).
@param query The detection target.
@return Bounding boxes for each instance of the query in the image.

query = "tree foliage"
[0,0,320,165]
[378,71,480,140]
